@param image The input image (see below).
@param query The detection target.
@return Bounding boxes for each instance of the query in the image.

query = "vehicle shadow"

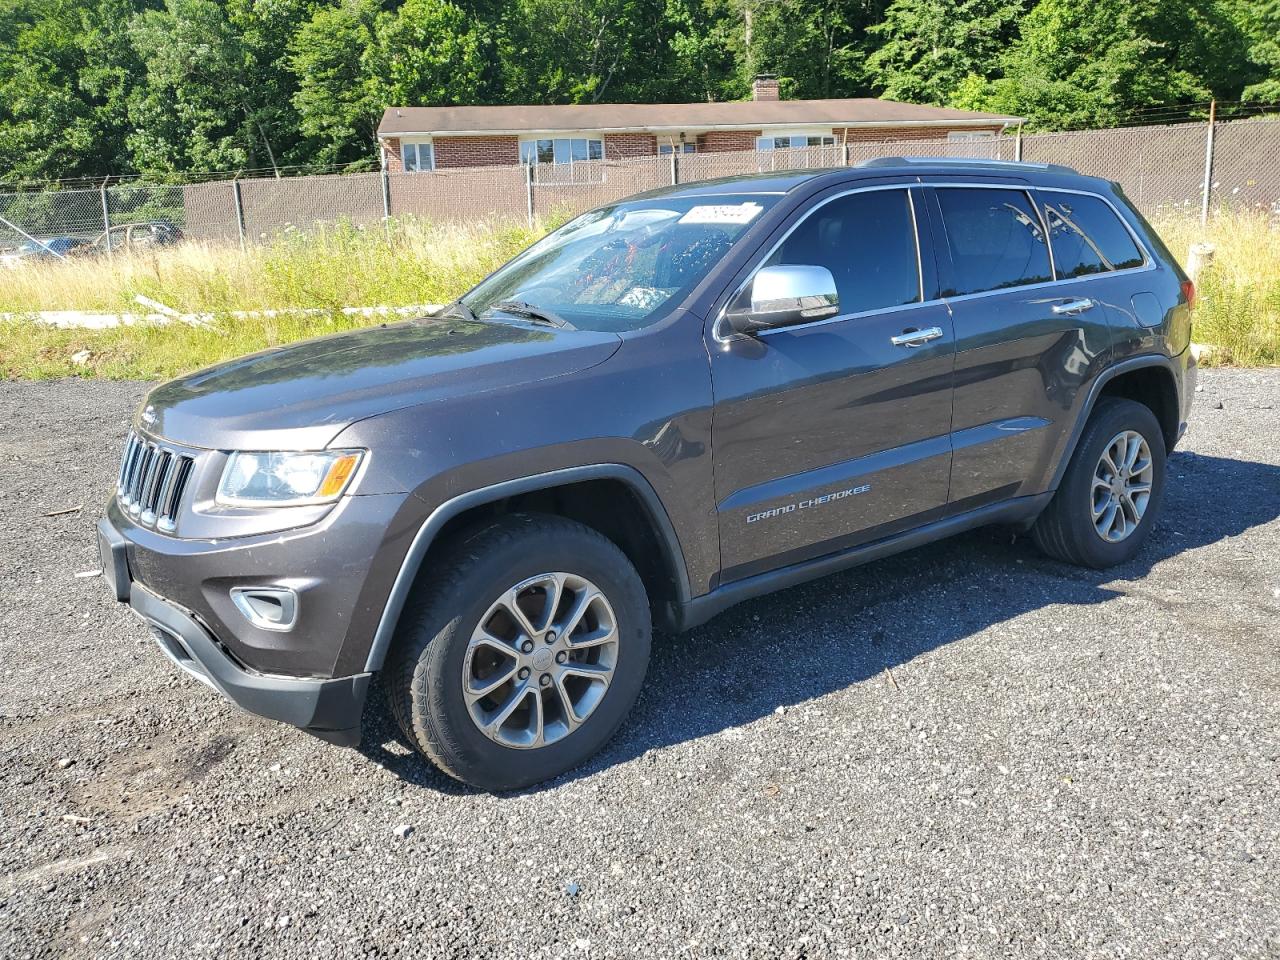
[359,450,1280,795]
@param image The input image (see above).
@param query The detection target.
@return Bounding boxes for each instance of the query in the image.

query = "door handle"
[1051,297,1095,315]
[890,326,944,347]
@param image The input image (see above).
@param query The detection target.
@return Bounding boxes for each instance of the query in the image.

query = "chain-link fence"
[3,118,1278,257]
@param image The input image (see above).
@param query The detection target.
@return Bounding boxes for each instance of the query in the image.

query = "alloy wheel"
[1091,429,1154,543]
[462,572,619,749]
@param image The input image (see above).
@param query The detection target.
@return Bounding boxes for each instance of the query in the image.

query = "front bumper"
[99,517,371,745]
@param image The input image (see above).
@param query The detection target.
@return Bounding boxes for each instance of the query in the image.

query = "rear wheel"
[1032,397,1167,568]
[386,513,651,790]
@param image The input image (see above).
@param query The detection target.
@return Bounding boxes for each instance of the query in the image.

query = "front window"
[762,189,922,315]
[461,193,779,332]
[520,138,605,165]
[658,143,697,155]
[402,142,434,172]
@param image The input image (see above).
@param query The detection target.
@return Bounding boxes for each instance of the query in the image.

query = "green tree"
[659,0,739,102]
[1234,0,1280,102]
[289,0,382,168]
[0,0,150,182]
[228,0,323,170]
[127,0,318,176]
[967,0,1250,128]
[77,0,152,175]
[864,0,1024,104]
[496,0,672,103]
[740,0,882,99]
[365,0,486,107]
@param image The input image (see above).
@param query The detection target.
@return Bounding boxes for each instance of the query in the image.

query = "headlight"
[216,450,364,506]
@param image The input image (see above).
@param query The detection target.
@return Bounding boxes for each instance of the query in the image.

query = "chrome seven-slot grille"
[116,431,195,532]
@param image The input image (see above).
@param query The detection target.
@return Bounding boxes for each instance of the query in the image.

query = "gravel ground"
[1,368,1278,959]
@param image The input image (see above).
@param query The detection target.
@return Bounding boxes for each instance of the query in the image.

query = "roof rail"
[858,156,1079,175]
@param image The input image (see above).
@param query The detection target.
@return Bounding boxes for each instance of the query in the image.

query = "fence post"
[381,168,392,243]
[1200,99,1217,225]
[100,181,112,257]
[232,179,247,252]
[525,162,534,227]
[1014,124,1023,162]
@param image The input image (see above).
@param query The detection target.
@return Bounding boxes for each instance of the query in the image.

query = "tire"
[1032,397,1167,568]
[385,513,651,791]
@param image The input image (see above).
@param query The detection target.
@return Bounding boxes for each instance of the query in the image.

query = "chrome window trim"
[932,261,1156,308]
[713,183,927,343]
[712,180,1157,344]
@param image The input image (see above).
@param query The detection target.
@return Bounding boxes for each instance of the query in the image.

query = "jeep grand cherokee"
[98,159,1196,790]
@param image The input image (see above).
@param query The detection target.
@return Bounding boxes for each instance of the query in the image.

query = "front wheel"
[1032,397,1167,568]
[386,514,651,791]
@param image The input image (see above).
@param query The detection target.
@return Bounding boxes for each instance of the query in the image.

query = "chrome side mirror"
[725,264,839,335]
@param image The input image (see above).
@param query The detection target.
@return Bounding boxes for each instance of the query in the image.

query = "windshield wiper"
[487,300,575,330]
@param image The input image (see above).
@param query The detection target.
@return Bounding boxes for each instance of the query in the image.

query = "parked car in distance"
[87,220,184,255]
[0,235,89,267]
[98,158,1196,791]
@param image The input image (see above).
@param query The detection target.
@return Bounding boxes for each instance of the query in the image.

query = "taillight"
[1180,279,1196,310]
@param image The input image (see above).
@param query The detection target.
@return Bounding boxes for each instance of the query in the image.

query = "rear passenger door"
[708,185,956,583]
[1034,188,1153,363]
[925,184,1115,506]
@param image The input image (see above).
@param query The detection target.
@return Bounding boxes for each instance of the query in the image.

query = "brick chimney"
[752,74,779,101]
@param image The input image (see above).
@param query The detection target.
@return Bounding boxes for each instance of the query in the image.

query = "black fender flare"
[1049,353,1180,491]
[362,464,691,671]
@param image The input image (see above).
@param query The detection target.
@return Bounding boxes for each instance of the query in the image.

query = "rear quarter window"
[935,188,1053,296]
[1039,192,1145,278]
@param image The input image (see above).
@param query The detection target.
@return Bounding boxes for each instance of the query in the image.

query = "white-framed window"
[402,142,434,172]
[756,134,836,151]
[658,142,697,155]
[947,130,996,142]
[520,138,604,165]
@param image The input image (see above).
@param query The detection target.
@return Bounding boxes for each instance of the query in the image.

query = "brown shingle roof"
[377,99,1020,137]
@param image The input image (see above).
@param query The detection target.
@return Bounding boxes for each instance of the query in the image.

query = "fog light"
[230,587,298,631]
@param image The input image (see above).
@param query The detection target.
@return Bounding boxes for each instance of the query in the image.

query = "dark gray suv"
[98,159,1196,790]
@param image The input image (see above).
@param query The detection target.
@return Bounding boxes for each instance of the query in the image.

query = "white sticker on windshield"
[678,202,763,225]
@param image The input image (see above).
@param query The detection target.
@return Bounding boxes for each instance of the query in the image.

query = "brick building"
[377,77,1020,173]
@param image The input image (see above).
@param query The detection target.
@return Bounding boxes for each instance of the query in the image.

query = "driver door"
[708,185,956,583]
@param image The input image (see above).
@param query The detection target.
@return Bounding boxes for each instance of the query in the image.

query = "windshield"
[461,194,779,332]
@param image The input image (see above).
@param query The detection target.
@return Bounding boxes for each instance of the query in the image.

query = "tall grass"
[1154,211,1280,367]
[0,217,544,315]
[1,210,1276,380]
[0,216,549,379]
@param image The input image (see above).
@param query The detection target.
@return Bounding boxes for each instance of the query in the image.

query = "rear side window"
[1040,192,1145,277]
[764,188,920,315]
[936,188,1052,296]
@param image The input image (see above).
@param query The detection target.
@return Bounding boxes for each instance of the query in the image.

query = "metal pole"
[232,179,247,252]
[525,162,534,227]
[1014,123,1023,162]
[381,168,392,243]
[670,152,678,186]
[100,180,112,257]
[1200,99,1216,225]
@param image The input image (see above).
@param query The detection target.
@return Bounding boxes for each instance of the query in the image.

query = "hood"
[140,317,622,449]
